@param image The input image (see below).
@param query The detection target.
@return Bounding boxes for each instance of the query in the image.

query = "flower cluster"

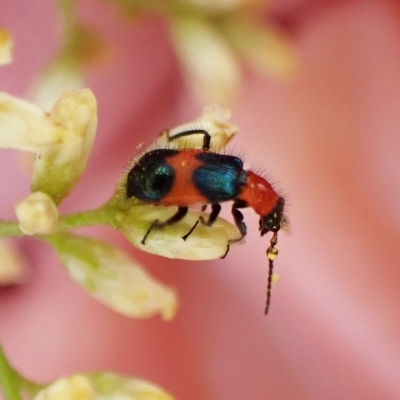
[32,0,294,106]
[0,27,242,400]
[0,2,295,398]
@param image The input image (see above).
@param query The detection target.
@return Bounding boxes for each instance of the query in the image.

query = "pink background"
[1,1,400,399]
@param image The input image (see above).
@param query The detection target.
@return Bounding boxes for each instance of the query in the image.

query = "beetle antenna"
[265,232,278,315]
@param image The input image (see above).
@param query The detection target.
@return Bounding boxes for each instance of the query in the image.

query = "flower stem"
[0,202,116,237]
[0,344,21,400]
[58,204,112,230]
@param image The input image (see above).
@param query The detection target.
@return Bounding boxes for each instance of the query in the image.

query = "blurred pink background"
[1,0,400,399]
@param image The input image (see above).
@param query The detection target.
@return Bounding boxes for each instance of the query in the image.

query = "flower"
[169,16,241,104]
[0,92,66,151]
[0,238,27,285]
[48,233,178,320]
[166,104,238,150]
[14,191,58,235]
[34,373,174,400]
[31,89,97,204]
[114,205,238,261]
[34,375,93,400]
[2,2,400,400]
[0,28,12,65]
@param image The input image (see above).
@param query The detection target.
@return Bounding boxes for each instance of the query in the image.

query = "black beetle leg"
[141,206,188,245]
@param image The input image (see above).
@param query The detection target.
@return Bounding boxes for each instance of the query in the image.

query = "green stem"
[58,204,113,230]
[0,345,21,400]
[0,221,22,237]
[0,202,118,238]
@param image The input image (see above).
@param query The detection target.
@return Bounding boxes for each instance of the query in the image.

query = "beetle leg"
[141,206,188,245]
[164,129,211,151]
[220,200,248,259]
[182,204,220,241]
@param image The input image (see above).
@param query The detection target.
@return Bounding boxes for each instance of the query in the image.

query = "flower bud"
[0,239,27,285]
[35,375,93,400]
[14,191,58,235]
[170,16,240,103]
[0,92,66,151]
[49,233,178,320]
[224,18,295,78]
[115,205,239,261]
[0,28,12,65]
[31,89,97,204]
[34,373,175,400]
[166,104,238,150]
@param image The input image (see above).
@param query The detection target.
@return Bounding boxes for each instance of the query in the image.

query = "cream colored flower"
[88,373,175,400]
[170,16,241,104]
[14,191,58,235]
[224,18,295,78]
[0,239,27,285]
[31,89,97,204]
[0,92,66,151]
[0,28,12,65]
[35,375,93,400]
[34,373,175,400]
[165,104,238,150]
[116,205,239,261]
[31,62,84,112]
[185,0,262,12]
[50,233,178,320]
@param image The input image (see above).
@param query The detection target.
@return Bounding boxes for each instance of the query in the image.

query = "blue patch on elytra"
[193,153,245,203]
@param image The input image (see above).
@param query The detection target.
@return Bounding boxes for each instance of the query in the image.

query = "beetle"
[126,128,286,314]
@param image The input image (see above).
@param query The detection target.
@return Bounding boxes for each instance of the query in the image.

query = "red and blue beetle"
[126,128,286,314]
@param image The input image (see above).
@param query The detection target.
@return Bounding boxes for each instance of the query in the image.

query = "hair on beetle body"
[124,127,287,315]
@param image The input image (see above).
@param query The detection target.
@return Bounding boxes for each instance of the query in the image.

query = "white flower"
[31,62,85,112]
[50,233,178,321]
[0,239,27,285]
[185,0,261,12]
[0,92,66,151]
[34,373,175,400]
[14,191,59,235]
[224,18,295,78]
[35,375,93,400]
[170,16,241,104]
[31,89,97,204]
[116,205,239,261]
[0,28,12,65]
[166,104,238,150]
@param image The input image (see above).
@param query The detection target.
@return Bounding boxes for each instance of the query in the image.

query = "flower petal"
[34,375,93,400]
[0,28,12,65]
[115,204,239,261]
[224,18,295,78]
[170,16,241,103]
[166,104,238,150]
[0,238,27,285]
[48,233,178,320]
[31,62,85,112]
[0,92,65,151]
[31,89,97,204]
[34,373,175,400]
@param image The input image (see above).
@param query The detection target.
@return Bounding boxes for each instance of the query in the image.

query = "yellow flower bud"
[0,28,12,65]
[0,92,66,151]
[116,205,239,261]
[170,16,241,103]
[34,373,175,400]
[0,239,27,285]
[50,233,178,320]
[165,104,238,150]
[31,89,97,204]
[34,375,93,400]
[14,191,58,235]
